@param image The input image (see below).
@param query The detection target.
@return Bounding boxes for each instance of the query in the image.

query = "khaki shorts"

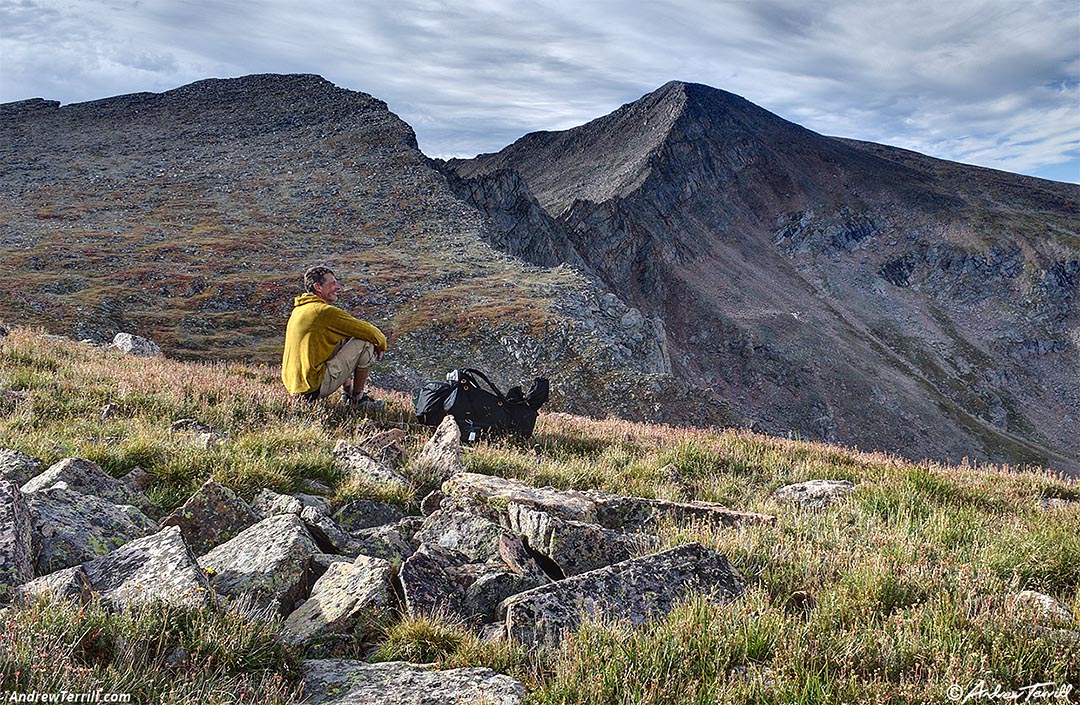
[316,338,376,399]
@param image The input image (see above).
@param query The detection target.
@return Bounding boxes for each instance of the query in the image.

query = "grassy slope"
[0,327,1077,703]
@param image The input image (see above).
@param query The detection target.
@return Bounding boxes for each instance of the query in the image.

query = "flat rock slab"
[22,457,155,516]
[442,472,774,531]
[772,480,855,507]
[0,481,34,598]
[441,473,596,523]
[502,543,745,649]
[282,555,394,646]
[301,659,524,705]
[161,478,260,555]
[26,485,159,574]
[198,513,320,615]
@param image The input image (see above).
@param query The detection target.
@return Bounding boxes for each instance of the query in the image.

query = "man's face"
[313,273,341,303]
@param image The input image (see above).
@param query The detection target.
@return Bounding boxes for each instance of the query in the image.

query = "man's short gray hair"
[304,266,335,293]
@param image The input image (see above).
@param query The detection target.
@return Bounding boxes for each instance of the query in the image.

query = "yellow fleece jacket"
[281,293,387,394]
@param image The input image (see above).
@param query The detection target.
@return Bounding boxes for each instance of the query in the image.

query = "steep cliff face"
[447,81,1080,473]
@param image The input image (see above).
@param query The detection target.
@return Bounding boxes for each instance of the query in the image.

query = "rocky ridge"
[445,80,1080,474]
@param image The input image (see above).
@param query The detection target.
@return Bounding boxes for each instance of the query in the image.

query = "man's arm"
[325,307,388,351]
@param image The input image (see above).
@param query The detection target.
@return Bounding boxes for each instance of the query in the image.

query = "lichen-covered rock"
[506,502,661,577]
[399,543,471,619]
[501,543,745,649]
[282,555,395,646]
[17,565,92,603]
[332,499,404,532]
[0,449,41,486]
[413,415,463,481]
[413,510,511,564]
[465,571,540,624]
[300,506,353,554]
[77,526,212,609]
[584,491,776,531]
[301,659,525,705]
[353,429,408,470]
[772,480,855,507]
[0,481,34,599]
[348,525,415,564]
[252,488,304,517]
[441,472,596,523]
[1013,590,1074,622]
[21,458,155,516]
[400,533,548,625]
[26,485,159,574]
[112,332,161,357]
[198,513,320,615]
[441,472,774,531]
[333,442,409,488]
[161,478,260,555]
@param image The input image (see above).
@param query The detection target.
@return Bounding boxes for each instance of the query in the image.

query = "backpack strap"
[461,368,508,402]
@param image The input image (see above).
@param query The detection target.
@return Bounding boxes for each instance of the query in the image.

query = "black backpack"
[414,368,549,441]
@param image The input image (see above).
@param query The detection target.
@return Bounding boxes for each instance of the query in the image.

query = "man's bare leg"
[350,366,371,398]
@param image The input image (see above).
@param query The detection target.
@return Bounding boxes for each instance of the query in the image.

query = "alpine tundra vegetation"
[0,328,1076,704]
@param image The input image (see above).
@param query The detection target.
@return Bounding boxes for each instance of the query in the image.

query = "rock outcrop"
[25,485,158,574]
[441,472,775,530]
[0,480,34,599]
[198,513,320,615]
[112,332,162,357]
[2,446,764,703]
[282,555,395,646]
[161,478,260,555]
[22,457,155,516]
[301,660,525,705]
[773,479,856,507]
[20,526,210,609]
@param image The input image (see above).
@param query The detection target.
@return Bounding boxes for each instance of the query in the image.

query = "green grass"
[1,327,1077,703]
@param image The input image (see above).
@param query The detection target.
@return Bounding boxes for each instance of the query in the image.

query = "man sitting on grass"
[281,266,387,408]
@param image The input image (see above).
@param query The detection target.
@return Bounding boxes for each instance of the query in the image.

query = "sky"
[2,0,1079,183]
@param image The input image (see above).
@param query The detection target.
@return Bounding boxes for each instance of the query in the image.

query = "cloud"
[0,0,1075,181]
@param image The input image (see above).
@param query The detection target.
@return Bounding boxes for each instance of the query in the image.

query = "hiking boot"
[344,391,385,411]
